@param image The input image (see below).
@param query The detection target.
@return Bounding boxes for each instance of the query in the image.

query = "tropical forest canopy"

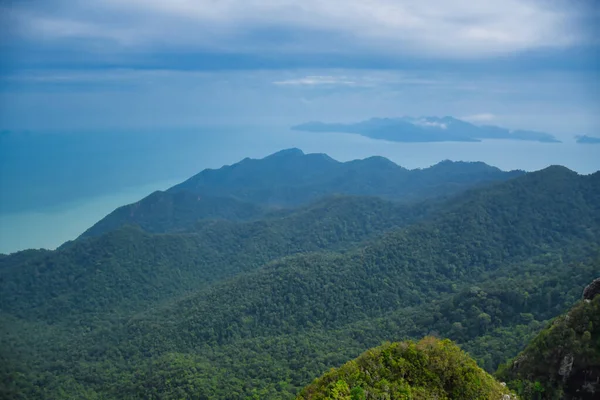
[1,149,599,399]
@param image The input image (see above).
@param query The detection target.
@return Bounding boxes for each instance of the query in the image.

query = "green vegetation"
[297,337,515,399]
[0,195,431,325]
[497,294,600,399]
[0,150,598,399]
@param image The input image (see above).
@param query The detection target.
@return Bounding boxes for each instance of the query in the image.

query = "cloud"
[273,76,359,86]
[414,120,448,129]
[272,72,444,88]
[3,0,593,61]
[462,113,497,122]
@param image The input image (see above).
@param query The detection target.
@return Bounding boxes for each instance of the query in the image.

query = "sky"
[1,0,600,253]
[1,0,599,135]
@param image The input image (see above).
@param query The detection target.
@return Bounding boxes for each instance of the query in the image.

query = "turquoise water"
[0,179,184,254]
[1,126,598,254]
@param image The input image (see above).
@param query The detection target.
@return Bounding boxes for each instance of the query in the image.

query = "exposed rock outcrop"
[498,289,600,399]
[559,353,575,381]
[583,278,600,300]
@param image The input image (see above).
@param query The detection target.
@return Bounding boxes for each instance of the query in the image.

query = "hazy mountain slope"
[173,149,523,205]
[297,337,514,400]
[0,195,431,325]
[81,149,523,238]
[80,192,266,238]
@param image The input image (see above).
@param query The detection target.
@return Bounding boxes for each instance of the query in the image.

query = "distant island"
[576,135,600,144]
[292,116,561,143]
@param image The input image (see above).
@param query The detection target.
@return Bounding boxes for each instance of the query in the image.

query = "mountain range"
[80,148,523,238]
[1,149,599,399]
[293,116,561,143]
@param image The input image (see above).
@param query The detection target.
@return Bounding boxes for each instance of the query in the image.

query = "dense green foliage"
[0,152,598,399]
[83,149,523,237]
[297,337,514,399]
[0,196,430,325]
[497,294,600,399]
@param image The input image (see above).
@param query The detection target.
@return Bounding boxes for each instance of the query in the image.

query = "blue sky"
[1,0,599,135]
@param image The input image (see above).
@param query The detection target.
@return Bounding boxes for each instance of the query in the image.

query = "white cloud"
[5,0,589,58]
[414,120,448,129]
[273,76,358,86]
[273,72,443,87]
[462,113,497,122]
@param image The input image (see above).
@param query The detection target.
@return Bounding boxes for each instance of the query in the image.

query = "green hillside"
[497,288,600,399]
[0,153,598,399]
[297,337,515,400]
[1,195,429,325]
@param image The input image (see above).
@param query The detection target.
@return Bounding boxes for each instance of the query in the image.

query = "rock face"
[559,353,575,381]
[498,292,600,400]
[583,278,600,300]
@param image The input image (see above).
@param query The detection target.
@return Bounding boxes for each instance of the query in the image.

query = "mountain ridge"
[80,149,524,239]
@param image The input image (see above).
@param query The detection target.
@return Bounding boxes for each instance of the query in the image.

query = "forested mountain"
[497,284,600,399]
[124,166,599,347]
[296,278,600,400]
[81,149,523,238]
[0,151,598,399]
[297,337,515,399]
[1,195,431,325]
[81,193,266,238]
[171,149,522,203]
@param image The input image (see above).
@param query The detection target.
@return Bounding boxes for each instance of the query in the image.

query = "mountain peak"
[348,155,404,171]
[298,337,514,399]
[537,164,578,176]
[429,159,500,172]
[265,148,305,158]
